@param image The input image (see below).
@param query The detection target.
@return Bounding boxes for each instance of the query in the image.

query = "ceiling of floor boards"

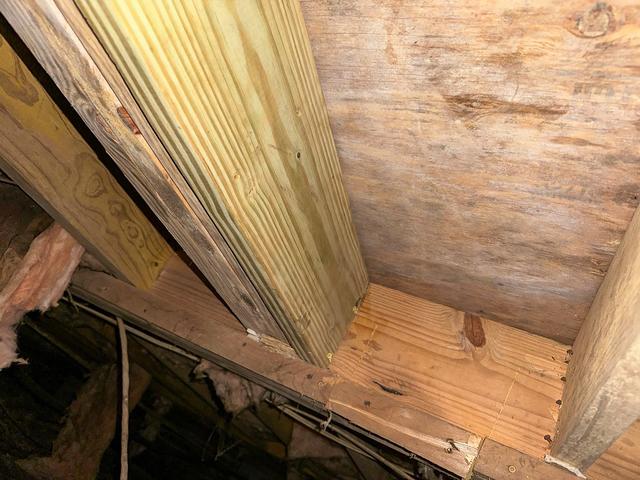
[301,0,640,343]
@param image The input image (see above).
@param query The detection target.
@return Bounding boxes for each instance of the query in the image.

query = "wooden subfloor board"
[300,0,640,344]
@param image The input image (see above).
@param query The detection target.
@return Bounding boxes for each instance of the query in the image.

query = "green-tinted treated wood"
[0,1,286,341]
[0,32,170,288]
[76,0,368,365]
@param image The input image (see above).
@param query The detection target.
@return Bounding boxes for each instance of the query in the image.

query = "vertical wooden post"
[550,207,640,473]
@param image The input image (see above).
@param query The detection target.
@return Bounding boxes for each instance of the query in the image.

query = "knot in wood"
[577,3,613,38]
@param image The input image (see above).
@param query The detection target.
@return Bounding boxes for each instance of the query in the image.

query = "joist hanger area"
[0,1,639,479]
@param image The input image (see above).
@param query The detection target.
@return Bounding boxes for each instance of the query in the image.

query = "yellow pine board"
[331,283,568,459]
[0,33,170,288]
[76,0,367,364]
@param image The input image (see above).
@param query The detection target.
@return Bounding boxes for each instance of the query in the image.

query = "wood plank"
[550,206,640,471]
[301,0,640,344]
[148,255,244,334]
[0,30,170,288]
[71,266,331,406]
[0,0,287,341]
[327,381,481,475]
[587,420,640,480]
[472,439,577,480]
[74,0,368,366]
[70,264,479,477]
[331,284,568,459]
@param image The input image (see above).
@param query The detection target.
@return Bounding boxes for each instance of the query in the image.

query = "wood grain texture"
[75,0,368,365]
[331,284,568,459]
[327,381,481,476]
[71,263,479,477]
[301,0,640,343]
[148,255,244,333]
[0,0,286,340]
[473,439,576,480]
[0,33,169,288]
[551,205,640,470]
[71,266,338,408]
[587,420,640,480]
[68,261,640,479]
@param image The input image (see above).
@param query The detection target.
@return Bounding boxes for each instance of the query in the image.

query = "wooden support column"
[0,30,170,288]
[550,207,640,473]
[71,0,368,365]
[1,1,287,342]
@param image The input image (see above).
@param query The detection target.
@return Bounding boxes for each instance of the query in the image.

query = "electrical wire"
[117,316,129,480]
[272,401,416,480]
[61,293,451,479]
[61,294,199,361]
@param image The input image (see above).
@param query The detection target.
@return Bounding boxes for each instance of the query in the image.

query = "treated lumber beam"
[70,261,477,477]
[0,31,170,289]
[0,0,287,343]
[73,0,368,365]
[550,207,640,473]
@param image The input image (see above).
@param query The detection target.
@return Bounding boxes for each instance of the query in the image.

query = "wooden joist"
[72,0,368,365]
[471,423,640,480]
[472,439,576,480]
[1,0,287,343]
[0,30,170,289]
[69,255,592,477]
[63,256,640,479]
[71,260,479,477]
[550,207,640,473]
